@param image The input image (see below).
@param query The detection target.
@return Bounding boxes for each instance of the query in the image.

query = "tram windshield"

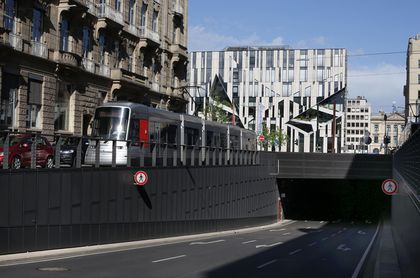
[92,107,130,140]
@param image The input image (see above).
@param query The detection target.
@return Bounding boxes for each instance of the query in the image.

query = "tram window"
[186,127,199,146]
[220,133,227,149]
[129,119,140,144]
[149,122,160,143]
[167,125,177,146]
[214,133,220,148]
[160,123,169,144]
[206,130,214,147]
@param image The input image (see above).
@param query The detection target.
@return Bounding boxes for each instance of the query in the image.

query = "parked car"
[58,137,89,167]
[0,135,54,169]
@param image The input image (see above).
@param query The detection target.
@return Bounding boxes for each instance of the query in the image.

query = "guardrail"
[0,130,260,170]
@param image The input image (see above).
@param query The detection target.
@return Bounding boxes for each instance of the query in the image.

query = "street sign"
[381,179,398,195]
[258,135,265,142]
[134,170,148,186]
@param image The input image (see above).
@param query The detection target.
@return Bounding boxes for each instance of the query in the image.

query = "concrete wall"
[392,129,420,278]
[0,164,278,254]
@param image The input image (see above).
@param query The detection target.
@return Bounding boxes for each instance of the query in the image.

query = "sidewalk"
[362,220,402,278]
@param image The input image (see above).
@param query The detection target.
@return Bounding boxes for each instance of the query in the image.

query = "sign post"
[381,179,398,195]
[134,170,148,186]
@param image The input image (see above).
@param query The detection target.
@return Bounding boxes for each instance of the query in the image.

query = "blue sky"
[188,0,420,113]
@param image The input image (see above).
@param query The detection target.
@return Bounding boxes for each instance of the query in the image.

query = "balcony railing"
[31,41,48,58]
[9,33,22,51]
[97,3,124,25]
[127,25,140,37]
[82,58,96,74]
[98,63,111,77]
[139,27,160,44]
[151,82,160,92]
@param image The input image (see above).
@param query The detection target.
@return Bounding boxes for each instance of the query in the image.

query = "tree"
[204,96,231,124]
[259,126,288,151]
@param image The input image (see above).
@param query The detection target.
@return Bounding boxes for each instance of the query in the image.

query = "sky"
[187,0,420,113]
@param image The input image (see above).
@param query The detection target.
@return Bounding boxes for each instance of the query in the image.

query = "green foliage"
[204,96,230,124]
[258,126,288,150]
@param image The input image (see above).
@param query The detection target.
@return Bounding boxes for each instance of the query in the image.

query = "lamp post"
[384,113,388,155]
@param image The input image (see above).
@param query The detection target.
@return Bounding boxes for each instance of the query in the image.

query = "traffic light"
[384,136,390,144]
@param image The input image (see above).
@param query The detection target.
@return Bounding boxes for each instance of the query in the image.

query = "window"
[26,79,42,129]
[233,86,238,97]
[140,4,147,27]
[418,74,420,84]
[317,50,325,67]
[82,26,91,58]
[129,0,135,25]
[266,51,274,68]
[374,136,378,143]
[418,60,420,68]
[249,51,256,68]
[60,15,69,51]
[374,124,379,132]
[98,32,106,64]
[282,83,291,97]
[152,10,158,32]
[115,0,122,12]
[32,8,43,42]
[54,82,71,131]
[4,0,15,31]
[299,68,307,82]
[0,73,18,127]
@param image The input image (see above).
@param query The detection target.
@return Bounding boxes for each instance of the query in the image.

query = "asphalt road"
[0,220,378,278]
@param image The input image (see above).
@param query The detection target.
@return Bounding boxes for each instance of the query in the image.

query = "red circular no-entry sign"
[381,179,398,195]
[134,171,148,186]
[258,135,265,142]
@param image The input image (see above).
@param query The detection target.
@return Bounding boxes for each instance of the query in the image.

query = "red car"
[0,135,54,169]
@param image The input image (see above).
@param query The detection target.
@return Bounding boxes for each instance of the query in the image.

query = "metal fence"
[0,131,260,170]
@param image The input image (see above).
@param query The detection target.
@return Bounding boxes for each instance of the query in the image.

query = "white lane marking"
[320,221,324,224]
[242,240,257,244]
[282,232,291,236]
[337,244,352,252]
[269,228,286,232]
[337,230,342,234]
[343,228,347,231]
[357,230,366,235]
[308,242,317,247]
[305,226,312,229]
[289,249,302,255]
[322,237,329,241]
[351,222,381,278]
[331,233,337,237]
[152,255,186,263]
[257,259,277,269]
[256,242,283,248]
[189,239,225,245]
[304,220,308,222]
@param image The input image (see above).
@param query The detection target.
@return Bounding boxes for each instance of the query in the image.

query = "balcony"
[151,82,160,93]
[31,41,48,59]
[54,50,79,67]
[97,3,124,26]
[139,27,160,45]
[127,25,141,37]
[98,64,111,77]
[9,33,22,51]
[169,43,187,58]
[82,58,95,73]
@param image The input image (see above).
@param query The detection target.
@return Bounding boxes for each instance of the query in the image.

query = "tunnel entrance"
[277,179,391,221]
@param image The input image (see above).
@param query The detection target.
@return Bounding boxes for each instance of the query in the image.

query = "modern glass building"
[188,46,347,153]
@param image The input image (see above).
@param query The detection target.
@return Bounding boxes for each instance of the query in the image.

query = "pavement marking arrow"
[256,242,283,248]
[189,239,225,245]
[337,244,352,252]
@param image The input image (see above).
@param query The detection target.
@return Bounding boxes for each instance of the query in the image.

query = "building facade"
[344,96,371,153]
[188,47,347,153]
[404,34,420,124]
[0,0,188,136]
[369,112,405,154]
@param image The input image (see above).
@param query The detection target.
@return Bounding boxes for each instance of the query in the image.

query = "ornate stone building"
[0,0,188,136]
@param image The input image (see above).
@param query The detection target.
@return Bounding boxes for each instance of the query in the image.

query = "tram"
[84,102,256,166]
